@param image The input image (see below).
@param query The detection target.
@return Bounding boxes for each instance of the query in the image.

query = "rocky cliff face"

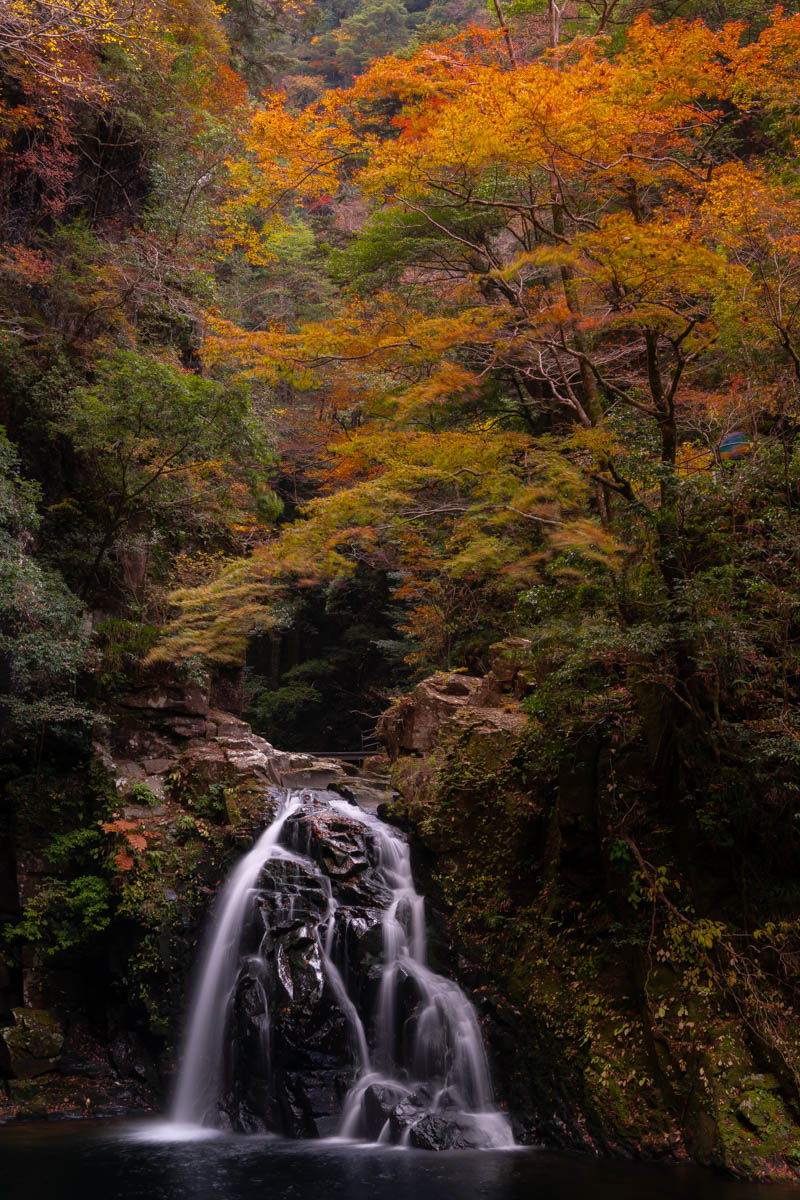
[197,791,511,1148]
[0,681,393,1124]
[379,639,800,1183]
[5,650,800,1182]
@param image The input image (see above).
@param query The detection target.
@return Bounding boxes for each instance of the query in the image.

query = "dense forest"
[3,0,800,1179]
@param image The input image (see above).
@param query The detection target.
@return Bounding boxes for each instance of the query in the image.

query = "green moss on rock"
[0,1008,64,1079]
[385,687,800,1182]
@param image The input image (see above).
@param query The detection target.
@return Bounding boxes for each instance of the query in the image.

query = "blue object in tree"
[719,431,751,460]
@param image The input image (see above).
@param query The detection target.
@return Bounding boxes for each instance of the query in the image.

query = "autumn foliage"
[149,9,800,674]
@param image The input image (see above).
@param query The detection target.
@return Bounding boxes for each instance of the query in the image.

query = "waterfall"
[171,789,514,1149]
[171,793,301,1125]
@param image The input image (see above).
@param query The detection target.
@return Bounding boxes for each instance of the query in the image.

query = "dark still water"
[1,1120,800,1200]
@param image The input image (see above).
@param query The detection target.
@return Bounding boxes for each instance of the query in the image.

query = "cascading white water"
[171,793,301,1125]
[171,788,514,1148]
[328,797,513,1149]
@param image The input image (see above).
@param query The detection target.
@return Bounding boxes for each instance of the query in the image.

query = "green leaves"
[62,349,280,585]
[0,426,91,736]
[5,876,112,958]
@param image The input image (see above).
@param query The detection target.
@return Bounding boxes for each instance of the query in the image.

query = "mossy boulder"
[487,637,532,692]
[0,1007,64,1079]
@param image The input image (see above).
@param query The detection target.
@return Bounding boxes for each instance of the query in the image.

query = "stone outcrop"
[0,1008,64,1079]
[118,683,209,716]
[380,661,800,1182]
[1,678,397,1125]
[487,636,537,697]
[377,666,526,759]
[107,690,374,811]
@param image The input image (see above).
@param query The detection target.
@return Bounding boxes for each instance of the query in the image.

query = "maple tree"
[151,11,800,668]
[3,0,800,1159]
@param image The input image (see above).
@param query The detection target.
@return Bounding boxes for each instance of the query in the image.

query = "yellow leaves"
[676,441,714,478]
[151,423,604,664]
[219,88,361,259]
[700,161,800,353]
[217,6,800,295]
[617,12,741,108]
[354,19,738,202]
[224,13,756,231]
[386,363,482,422]
[581,213,722,294]
[703,161,800,255]
[153,9,800,675]
[733,8,800,114]
[548,518,627,570]
[1,0,232,98]
[565,425,620,465]
[204,293,505,406]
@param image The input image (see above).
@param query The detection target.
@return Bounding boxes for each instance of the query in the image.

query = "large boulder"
[377,671,525,758]
[118,683,209,716]
[0,1007,64,1079]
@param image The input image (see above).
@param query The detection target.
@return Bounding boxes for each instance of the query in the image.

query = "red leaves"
[101,819,149,872]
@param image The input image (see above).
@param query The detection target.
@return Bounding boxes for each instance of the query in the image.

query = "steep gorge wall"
[380,645,800,1182]
[0,681,391,1123]
[3,657,800,1183]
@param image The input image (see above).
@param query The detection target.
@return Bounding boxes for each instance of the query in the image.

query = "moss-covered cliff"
[382,648,800,1182]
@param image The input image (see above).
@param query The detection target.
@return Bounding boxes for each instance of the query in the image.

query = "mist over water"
[2,1120,798,1200]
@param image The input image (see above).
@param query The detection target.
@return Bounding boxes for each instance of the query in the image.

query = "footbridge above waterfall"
[294,750,377,762]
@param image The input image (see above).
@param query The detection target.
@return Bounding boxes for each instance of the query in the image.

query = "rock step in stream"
[171,788,514,1150]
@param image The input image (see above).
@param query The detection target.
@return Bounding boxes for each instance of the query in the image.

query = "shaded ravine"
[171,789,513,1149]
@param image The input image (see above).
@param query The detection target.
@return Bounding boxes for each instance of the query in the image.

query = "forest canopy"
[4,2,800,1161]
[0,0,799,761]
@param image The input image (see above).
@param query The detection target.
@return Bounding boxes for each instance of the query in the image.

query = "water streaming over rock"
[171,789,513,1149]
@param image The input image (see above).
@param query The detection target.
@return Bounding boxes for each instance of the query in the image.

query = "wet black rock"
[362,1083,408,1139]
[177,790,512,1150]
[409,1112,493,1151]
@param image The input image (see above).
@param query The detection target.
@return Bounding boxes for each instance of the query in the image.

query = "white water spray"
[171,793,300,1125]
[171,789,513,1147]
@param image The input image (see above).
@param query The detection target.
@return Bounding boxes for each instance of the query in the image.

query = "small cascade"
[172,794,301,1125]
[171,789,513,1150]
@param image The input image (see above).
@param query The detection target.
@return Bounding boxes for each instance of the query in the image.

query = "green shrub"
[129,781,159,807]
[6,875,112,957]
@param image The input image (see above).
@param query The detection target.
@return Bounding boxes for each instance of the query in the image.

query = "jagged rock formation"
[376,666,526,759]
[172,790,513,1149]
[0,681,395,1123]
[106,687,395,814]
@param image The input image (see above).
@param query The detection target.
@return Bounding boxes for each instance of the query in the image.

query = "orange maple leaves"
[220,9,800,248]
[100,818,149,872]
[152,8,800,667]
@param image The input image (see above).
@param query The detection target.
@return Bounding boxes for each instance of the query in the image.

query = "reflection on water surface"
[1,1119,800,1200]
